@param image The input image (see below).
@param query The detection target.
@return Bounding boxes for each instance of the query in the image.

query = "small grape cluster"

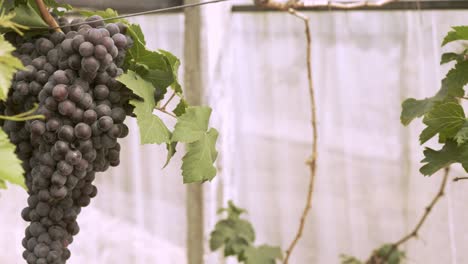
[2,15,133,264]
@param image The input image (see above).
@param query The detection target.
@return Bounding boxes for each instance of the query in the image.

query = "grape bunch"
[2,15,133,264]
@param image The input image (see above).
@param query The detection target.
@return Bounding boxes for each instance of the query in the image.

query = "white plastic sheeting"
[2,7,468,264]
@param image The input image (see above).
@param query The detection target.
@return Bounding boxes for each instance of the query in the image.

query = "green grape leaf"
[127,23,146,45]
[163,141,177,168]
[0,128,25,189]
[339,254,363,264]
[455,122,468,145]
[0,35,24,101]
[243,245,283,264]
[11,2,48,28]
[181,128,218,183]
[159,49,182,94]
[43,0,71,16]
[368,244,405,264]
[217,200,247,219]
[420,140,468,176]
[209,217,255,255]
[117,70,170,144]
[78,8,123,23]
[441,52,461,65]
[172,106,212,143]
[442,26,468,46]
[0,10,29,34]
[419,102,466,144]
[400,60,468,126]
[443,60,468,97]
[173,98,188,117]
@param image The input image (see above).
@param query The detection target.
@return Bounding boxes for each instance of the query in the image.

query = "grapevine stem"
[379,167,450,262]
[0,115,44,121]
[12,104,39,118]
[453,176,468,182]
[161,92,177,110]
[282,9,317,264]
[34,0,61,32]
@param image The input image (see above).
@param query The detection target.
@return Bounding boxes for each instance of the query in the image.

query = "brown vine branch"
[155,107,177,118]
[254,0,399,10]
[34,0,61,32]
[282,8,317,264]
[161,91,177,111]
[453,176,468,182]
[380,167,450,262]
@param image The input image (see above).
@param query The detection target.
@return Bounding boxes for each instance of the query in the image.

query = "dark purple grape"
[116,22,127,34]
[86,28,102,45]
[30,121,46,135]
[94,44,107,60]
[36,38,54,55]
[79,93,93,109]
[83,109,97,124]
[31,56,46,70]
[70,18,85,31]
[58,100,76,116]
[74,123,92,140]
[50,31,66,45]
[79,42,94,57]
[61,38,74,55]
[46,49,59,66]
[95,104,111,117]
[81,57,100,73]
[52,84,68,101]
[71,108,84,123]
[66,150,82,165]
[94,84,109,100]
[58,125,74,142]
[68,85,84,103]
[105,23,120,36]
[85,15,104,28]
[68,54,81,70]
[97,116,113,131]
[52,70,69,84]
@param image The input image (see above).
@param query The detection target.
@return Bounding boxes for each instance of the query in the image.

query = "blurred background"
[2,0,468,263]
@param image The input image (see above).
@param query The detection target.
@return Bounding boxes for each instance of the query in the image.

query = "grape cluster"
[2,15,133,264]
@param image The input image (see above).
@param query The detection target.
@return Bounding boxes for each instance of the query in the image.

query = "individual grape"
[71,108,84,123]
[109,45,118,58]
[100,36,115,52]
[58,125,74,142]
[46,49,59,67]
[70,18,85,31]
[108,91,121,104]
[73,78,90,92]
[53,70,69,85]
[43,63,56,75]
[36,202,51,217]
[61,38,74,55]
[71,34,85,52]
[50,31,66,45]
[31,56,46,70]
[57,161,73,176]
[74,123,92,140]
[81,57,100,73]
[19,42,35,54]
[95,104,111,117]
[35,70,49,84]
[52,84,68,102]
[30,121,46,135]
[111,107,126,123]
[36,38,54,55]
[94,84,109,100]
[116,22,127,34]
[79,93,93,109]
[107,125,121,138]
[94,44,107,60]
[98,116,113,132]
[85,15,104,28]
[105,23,120,36]
[58,100,76,116]
[83,109,97,124]
[53,141,69,155]
[68,54,81,70]
[78,42,94,57]
[86,28,102,45]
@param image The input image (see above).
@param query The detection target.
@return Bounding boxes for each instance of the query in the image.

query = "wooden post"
[184,1,205,264]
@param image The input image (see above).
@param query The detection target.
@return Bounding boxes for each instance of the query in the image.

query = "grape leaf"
[159,49,182,94]
[419,102,466,144]
[0,35,24,101]
[420,140,468,176]
[79,8,120,21]
[442,26,468,46]
[340,254,363,264]
[0,128,25,189]
[11,2,48,28]
[209,215,255,255]
[454,122,468,145]
[173,98,188,117]
[441,52,462,65]
[182,128,218,183]
[117,70,170,144]
[243,245,283,264]
[400,60,468,125]
[163,141,177,168]
[172,106,212,143]
[43,0,71,16]
[369,244,405,264]
[443,60,468,97]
